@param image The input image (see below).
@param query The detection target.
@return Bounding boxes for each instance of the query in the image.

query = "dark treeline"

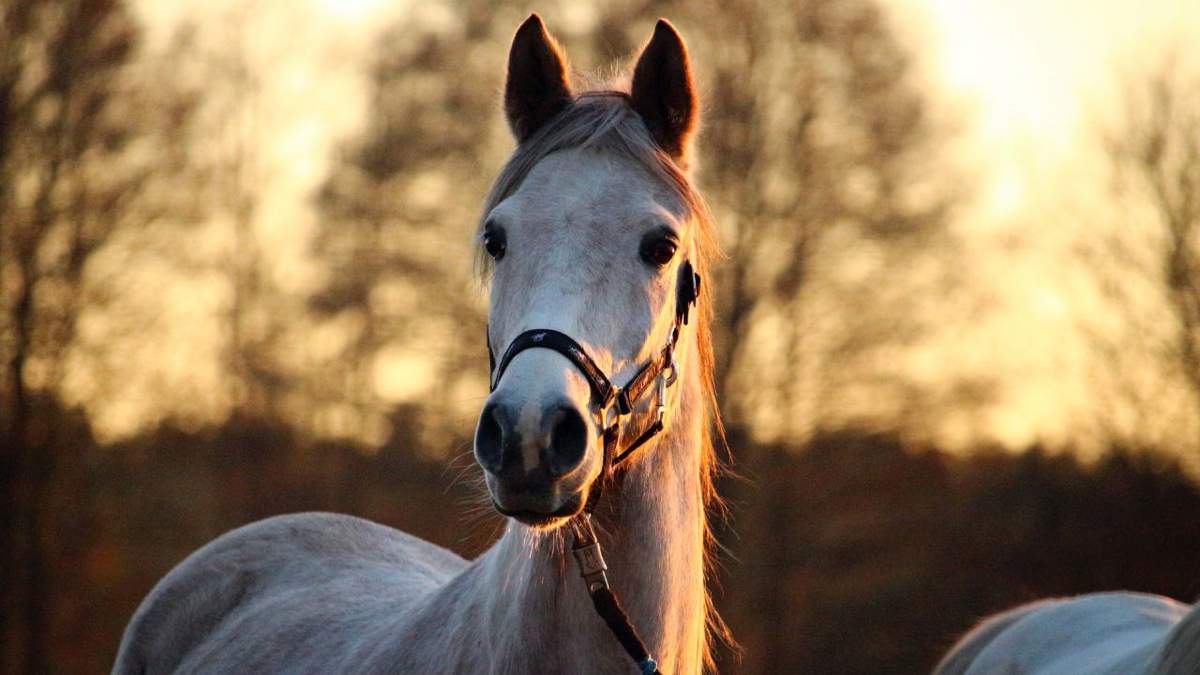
[15,404,1200,674]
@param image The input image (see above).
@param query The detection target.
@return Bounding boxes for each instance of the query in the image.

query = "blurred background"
[2,0,1200,673]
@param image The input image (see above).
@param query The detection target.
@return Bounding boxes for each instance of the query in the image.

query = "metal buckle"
[601,402,620,433]
[655,376,667,426]
[570,513,610,592]
[653,357,678,427]
[662,356,678,387]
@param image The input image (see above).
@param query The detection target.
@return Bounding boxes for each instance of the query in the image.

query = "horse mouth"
[491,493,584,528]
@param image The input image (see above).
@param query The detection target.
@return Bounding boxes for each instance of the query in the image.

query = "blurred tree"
[146,2,301,440]
[198,3,289,423]
[0,0,193,670]
[699,0,960,440]
[308,0,515,448]
[67,2,336,442]
[1079,57,1200,455]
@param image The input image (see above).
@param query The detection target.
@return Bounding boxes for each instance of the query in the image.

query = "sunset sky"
[109,0,1200,453]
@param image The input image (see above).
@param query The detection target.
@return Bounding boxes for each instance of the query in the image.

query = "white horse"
[936,593,1200,673]
[114,15,728,675]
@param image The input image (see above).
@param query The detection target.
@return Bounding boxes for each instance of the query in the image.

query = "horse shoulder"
[113,512,467,675]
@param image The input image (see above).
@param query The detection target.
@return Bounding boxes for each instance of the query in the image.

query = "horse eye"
[641,238,677,267]
[483,229,507,261]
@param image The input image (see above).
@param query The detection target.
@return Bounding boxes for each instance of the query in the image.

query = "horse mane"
[474,89,734,670]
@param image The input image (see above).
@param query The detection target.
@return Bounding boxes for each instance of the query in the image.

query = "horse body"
[937,592,1200,675]
[116,16,721,675]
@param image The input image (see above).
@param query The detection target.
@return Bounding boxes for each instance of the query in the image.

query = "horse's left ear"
[630,19,698,163]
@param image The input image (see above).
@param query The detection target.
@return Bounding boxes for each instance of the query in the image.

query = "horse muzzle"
[474,395,597,526]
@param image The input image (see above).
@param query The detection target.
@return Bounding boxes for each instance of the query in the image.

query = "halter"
[485,260,701,675]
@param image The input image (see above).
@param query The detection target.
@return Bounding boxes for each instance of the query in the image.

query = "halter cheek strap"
[484,260,701,675]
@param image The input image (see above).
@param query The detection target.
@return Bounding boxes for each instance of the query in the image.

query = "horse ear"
[505,14,573,143]
[630,19,698,162]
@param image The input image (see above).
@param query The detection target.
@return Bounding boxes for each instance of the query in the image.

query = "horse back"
[937,592,1190,675]
[113,512,467,675]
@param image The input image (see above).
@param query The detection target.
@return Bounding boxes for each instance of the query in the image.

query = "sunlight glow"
[373,348,436,403]
[912,0,1200,148]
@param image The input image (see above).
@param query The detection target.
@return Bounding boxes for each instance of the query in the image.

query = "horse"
[935,592,1200,673]
[114,15,728,675]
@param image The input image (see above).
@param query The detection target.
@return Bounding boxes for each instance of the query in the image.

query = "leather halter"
[486,260,701,500]
[484,260,701,675]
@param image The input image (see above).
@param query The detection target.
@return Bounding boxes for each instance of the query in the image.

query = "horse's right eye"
[483,229,507,261]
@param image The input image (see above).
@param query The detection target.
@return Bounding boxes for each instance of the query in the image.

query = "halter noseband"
[487,260,699,490]
[484,260,701,675]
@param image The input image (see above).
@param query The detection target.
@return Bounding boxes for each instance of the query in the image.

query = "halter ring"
[662,356,678,387]
[601,403,621,435]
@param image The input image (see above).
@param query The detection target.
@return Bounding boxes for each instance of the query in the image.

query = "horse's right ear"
[505,14,573,143]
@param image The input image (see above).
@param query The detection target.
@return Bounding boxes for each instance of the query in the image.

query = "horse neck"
[472,336,710,674]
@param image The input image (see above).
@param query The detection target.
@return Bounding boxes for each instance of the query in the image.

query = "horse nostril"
[545,405,587,477]
[474,401,506,474]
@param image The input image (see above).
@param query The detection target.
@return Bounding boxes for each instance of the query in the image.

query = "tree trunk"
[3,267,44,674]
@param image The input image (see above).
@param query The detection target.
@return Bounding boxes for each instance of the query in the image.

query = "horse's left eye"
[641,238,677,267]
